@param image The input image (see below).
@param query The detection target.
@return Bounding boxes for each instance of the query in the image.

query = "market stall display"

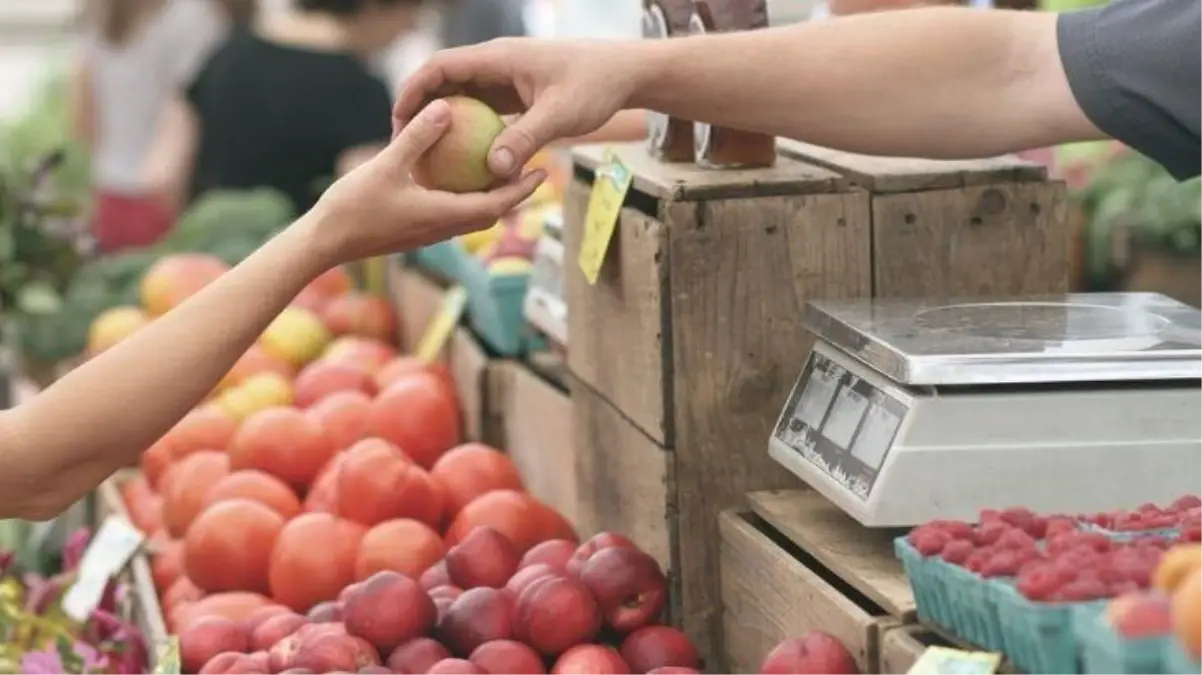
[562,138,1067,663]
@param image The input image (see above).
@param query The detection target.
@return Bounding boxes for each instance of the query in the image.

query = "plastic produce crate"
[456,251,544,356]
[994,581,1104,674]
[411,241,464,283]
[1074,603,1170,674]
[895,538,1004,650]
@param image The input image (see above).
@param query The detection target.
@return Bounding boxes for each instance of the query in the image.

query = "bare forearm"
[0,217,333,519]
[630,8,1100,158]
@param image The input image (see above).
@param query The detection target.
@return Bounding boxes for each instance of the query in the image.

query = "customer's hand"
[310,99,546,266]
[393,38,639,181]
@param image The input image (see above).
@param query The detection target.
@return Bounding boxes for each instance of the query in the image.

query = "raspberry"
[1178,525,1202,543]
[1000,507,1037,534]
[974,521,1012,547]
[1171,495,1202,512]
[1137,502,1163,515]
[979,508,1002,524]
[996,528,1038,552]
[927,520,975,541]
[1045,517,1076,538]
[912,529,953,557]
[1056,577,1109,602]
[1107,580,1140,596]
[982,549,1020,578]
[1017,566,1062,601]
[965,548,992,574]
[939,539,975,566]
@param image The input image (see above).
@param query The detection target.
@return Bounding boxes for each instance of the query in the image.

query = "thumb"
[488,98,570,178]
[383,99,452,170]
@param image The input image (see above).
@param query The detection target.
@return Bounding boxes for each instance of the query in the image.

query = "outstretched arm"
[628,7,1101,159]
[0,100,545,521]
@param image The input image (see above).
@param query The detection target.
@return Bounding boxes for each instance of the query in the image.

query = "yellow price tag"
[415,286,467,364]
[578,150,633,285]
[907,647,1001,675]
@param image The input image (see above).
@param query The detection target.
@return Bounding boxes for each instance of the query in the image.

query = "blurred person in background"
[440,0,526,48]
[144,0,423,217]
[70,0,229,253]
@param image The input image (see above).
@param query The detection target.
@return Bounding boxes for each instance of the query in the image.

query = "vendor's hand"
[310,99,546,266]
[393,39,639,181]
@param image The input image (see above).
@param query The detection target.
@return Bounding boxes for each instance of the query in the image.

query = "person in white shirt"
[70,0,229,253]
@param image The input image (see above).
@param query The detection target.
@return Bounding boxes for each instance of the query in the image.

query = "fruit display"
[0,529,153,674]
[897,497,1201,674]
[758,633,858,674]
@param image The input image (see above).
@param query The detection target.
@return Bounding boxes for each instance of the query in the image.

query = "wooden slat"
[501,362,577,524]
[872,182,1068,297]
[878,621,942,674]
[571,143,843,202]
[747,490,915,620]
[563,187,670,444]
[387,263,450,356]
[719,511,882,674]
[449,328,491,443]
[776,139,1047,193]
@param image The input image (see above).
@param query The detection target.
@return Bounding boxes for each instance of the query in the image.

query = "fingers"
[428,169,549,226]
[392,43,511,132]
[488,100,572,178]
[382,99,452,170]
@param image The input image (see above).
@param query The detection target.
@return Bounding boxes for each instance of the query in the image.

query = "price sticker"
[153,636,181,675]
[415,285,467,364]
[578,151,633,285]
[907,647,1002,675]
[62,516,144,621]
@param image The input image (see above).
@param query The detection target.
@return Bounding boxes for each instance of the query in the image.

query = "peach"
[293,360,377,408]
[281,632,379,673]
[321,292,398,344]
[578,547,667,632]
[619,626,700,673]
[87,306,150,355]
[252,613,308,652]
[429,585,464,602]
[429,658,488,674]
[515,575,601,655]
[307,601,343,624]
[268,624,349,671]
[439,587,516,657]
[446,527,521,590]
[343,571,438,653]
[358,667,391,674]
[413,97,507,194]
[387,637,452,674]
[469,639,547,674]
[201,652,269,674]
[198,652,241,675]
[1107,593,1173,638]
[322,337,397,374]
[506,564,564,598]
[421,561,452,590]
[520,540,577,572]
[566,533,637,576]
[180,617,250,674]
[550,645,631,675]
[760,633,859,675]
[647,668,702,674]
[307,391,373,452]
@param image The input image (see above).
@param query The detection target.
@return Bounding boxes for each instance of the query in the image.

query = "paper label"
[415,285,467,364]
[578,151,633,285]
[61,517,144,621]
[907,647,1002,675]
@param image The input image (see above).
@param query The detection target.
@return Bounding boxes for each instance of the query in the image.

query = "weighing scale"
[523,208,568,350]
[769,292,1202,527]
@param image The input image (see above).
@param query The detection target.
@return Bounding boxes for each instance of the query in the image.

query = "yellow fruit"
[1155,545,1202,594]
[240,372,294,408]
[413,96,507,193]
[260,307,331,367]
[460,222,503,255]
[488,257,533,276]
[216,386,258,422]
[522,180,560,209]
[1172,569,1201,660]
[87,306,150,355]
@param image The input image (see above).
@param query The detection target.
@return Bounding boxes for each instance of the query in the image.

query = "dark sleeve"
[330,73,394,152]
[1057,0,1201,180]
[441,0,527,48]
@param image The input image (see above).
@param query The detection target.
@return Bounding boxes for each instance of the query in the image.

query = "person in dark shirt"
[145,0,422,215]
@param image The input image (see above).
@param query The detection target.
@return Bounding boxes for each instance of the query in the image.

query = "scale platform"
[769,292,1202,527]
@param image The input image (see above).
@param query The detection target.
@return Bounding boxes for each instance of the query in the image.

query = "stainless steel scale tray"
[804,293,1202,386]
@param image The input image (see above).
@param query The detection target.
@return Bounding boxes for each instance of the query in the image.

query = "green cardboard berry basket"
[1073,603,1171,674]
[411,240,464,283]
[1162,640,1201,674]
[994,581,1104,674]
[895,538,1004,650]
[455,248,545,357]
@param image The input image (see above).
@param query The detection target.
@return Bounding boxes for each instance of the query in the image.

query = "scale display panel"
[773,350,910,500]
[770,292,1202,527]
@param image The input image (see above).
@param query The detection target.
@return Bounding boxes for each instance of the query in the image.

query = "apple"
[760,633,859,675]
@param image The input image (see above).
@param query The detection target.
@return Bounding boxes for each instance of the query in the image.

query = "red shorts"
[91,191,174,254]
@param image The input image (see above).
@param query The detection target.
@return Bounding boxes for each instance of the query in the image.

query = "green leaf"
[0,228,13,262]
[16,281,62,316]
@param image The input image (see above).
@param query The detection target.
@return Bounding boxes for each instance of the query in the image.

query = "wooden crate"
[719,510,892,674]
[497,355,577,524]
[776,140,1067,298]
[877,623,946,674]
[563,142,1065,660]
[387,262,451,358]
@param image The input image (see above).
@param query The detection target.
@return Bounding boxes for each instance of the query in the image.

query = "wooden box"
[563,142,1065,660]
[498,356,578,524]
